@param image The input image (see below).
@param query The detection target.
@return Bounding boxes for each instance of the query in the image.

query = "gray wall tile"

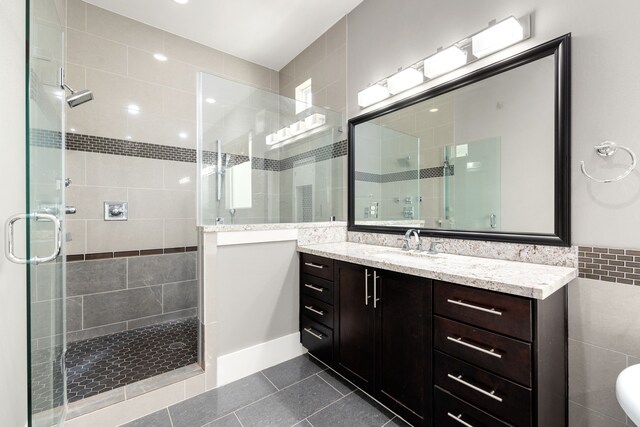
[128,253,196,288]
[83,286,162,328]
[66,322,127,343]
[66,297,83,332]
[67,259,127,297]
[127,308,196,330]
[569,401,627,427]
[163,280,198,313]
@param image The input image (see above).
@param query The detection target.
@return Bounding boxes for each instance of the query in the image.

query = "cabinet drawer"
[302,295,334,329]
[434,387,511,427]
[301,253,334,281]
[434,281,532,342]
[434,351,531,427]
[434,316,532,387]
[301,274,334,305]
[301,317,333,365]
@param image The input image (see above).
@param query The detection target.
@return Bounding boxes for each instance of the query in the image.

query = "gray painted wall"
[217,241,299,355]
[0,1,28,425]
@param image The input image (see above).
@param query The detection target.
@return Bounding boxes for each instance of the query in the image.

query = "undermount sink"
[371,250,443,263]
[616,364,640,424]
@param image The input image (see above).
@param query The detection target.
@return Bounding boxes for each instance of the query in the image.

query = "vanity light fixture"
[423,46,467,79]
[472,16,524,58]
[387,68,423,95]
[358,84,390,108]
[153,53,168,62]
[356,14,531,109]
[266,113,326,146]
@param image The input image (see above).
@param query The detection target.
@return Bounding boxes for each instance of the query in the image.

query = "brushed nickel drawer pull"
[304,305,325,316]
[447,413,474,427]
[447,299,503,316]
[304,283,324,293]
[447,374,503,402]
[303,327,324,340]
[447,336,502,359]
[305,262,324,269]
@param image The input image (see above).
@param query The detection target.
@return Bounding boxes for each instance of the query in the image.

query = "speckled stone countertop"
[200,221,347,233]
[298,242,577,300]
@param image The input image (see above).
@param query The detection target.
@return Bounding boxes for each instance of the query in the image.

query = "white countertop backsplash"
[298,241,577,300]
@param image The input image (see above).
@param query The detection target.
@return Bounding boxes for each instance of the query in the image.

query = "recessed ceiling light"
[179,132,188,139]
[70,128,76,132]
[127,104,140,115]
[153,53,168,62]
[125,135,132,140]
[429,108,439,113]
[173,0,189,4]
[205,98,216,104]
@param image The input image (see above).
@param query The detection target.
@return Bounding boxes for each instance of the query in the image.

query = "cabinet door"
[335,262,375,391]
[376,271,432,427]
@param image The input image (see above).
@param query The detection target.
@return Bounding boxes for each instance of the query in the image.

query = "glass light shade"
[423,46,468,79]
[357,84,389,107]
[472,16,524,58]
[387,68,424,95]
[305,113,326,129]
[265,133,279,145]
[289,120,307,135]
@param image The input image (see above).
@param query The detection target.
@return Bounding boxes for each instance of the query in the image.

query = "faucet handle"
[428,240,445,254]
[397,237,410,251]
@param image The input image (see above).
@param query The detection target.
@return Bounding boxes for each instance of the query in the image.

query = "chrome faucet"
[398,229,423,251]
[428,240,444,254]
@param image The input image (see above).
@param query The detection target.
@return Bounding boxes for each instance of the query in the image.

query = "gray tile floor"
[120,355,411,427]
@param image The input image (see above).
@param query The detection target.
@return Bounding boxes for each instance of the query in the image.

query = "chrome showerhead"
[63,84,93,108]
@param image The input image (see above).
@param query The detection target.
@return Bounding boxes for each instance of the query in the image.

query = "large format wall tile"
[163,281,198,313]
[83,286,163,328]
[67,258,127,297]
[569,339,627,422]
[86,219,164,253]
[67,29,127,75]
[128,253,197,289]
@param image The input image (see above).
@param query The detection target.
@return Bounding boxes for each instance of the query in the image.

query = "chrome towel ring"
[580,141,637,183]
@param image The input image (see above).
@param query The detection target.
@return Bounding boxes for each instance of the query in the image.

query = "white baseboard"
[216,332,306,387]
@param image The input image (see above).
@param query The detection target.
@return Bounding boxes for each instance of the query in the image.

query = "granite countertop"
[297,242,577,300]
[200,221,347,233]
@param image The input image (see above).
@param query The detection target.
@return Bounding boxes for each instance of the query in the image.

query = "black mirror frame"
[348,34,571,247]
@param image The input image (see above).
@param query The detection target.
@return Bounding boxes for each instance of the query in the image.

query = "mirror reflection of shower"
[215,139,230,224]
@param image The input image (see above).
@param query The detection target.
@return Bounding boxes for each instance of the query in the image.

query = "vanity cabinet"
[298,253,567,427]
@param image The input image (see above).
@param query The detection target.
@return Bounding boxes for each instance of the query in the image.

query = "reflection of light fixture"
[153,53,168,62]
[173,0,189,4]
[472,16,524,58]
[429,108,439,113]
[266,114,327,146]
[127,104,140,115]
[125,135,132,140]
[70,128,76,132]
[387,68,423,95]
[179,132,188,139]
[356,14,530,108]
[178,177,191,184]
[423,46,467,79]
[205,98,216,104]
[358,84,389,108]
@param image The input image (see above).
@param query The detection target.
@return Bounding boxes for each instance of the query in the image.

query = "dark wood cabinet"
[298,252,567,427]
[334,262,432,426]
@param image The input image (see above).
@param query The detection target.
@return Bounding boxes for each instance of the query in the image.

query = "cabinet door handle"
[446,336,502,359]
[303,327,324,340]
[447,413,474,427]
[373,271,380,308]
[447,298,502,316]
[304,305,325,316]
[365,268,372,306]
[447,374,503,402]
[304,283,324,293]
[304,262,324,269]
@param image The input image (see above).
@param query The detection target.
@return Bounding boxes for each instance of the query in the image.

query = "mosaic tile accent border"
[32,129,346,172]
[355,165,454,183]
[67,246,198,262]
[578,246,640,285]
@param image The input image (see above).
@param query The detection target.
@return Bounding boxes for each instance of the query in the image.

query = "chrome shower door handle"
[5,212,61,265]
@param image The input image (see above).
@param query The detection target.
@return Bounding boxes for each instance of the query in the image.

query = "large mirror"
[349,35,570,246]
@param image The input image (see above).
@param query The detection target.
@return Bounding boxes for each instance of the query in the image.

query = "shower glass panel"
[353,122,421,226]
[197,72,345,226]
[443,138,501,230]
[27,0,67,425]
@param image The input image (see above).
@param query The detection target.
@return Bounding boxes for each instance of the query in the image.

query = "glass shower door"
[27,0,67,425]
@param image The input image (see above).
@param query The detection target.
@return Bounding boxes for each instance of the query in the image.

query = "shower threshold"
[62,317,200,419]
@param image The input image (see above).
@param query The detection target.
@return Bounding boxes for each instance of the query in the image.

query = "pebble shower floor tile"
[65,317,198,403]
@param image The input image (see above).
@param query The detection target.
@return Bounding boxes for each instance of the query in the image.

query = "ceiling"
[84,0,364,71]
